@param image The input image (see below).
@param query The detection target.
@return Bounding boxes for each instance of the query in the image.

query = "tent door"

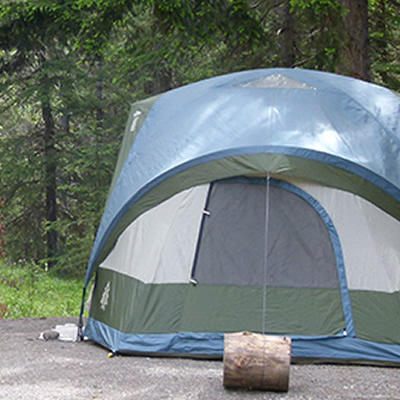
[191,177,354,337]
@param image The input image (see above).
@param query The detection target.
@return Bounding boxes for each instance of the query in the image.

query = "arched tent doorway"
[191,177,354,337]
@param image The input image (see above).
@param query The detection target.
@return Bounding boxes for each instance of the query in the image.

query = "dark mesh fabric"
[193,181,339,288]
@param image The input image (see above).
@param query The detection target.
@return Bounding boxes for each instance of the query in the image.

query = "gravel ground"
[0,317,399,400]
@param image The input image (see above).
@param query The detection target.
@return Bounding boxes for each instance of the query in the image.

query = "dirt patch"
[0,317,399,399]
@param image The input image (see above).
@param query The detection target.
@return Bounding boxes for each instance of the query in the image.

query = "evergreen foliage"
[0,0,399,277]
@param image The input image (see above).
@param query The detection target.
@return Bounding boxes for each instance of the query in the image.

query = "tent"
[80,68,400,364]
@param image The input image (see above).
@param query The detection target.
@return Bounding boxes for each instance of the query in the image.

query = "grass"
[0,261,83,319]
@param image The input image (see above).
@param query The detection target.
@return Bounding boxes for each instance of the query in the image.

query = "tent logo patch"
[130,110,142,132]
[100,281,111,311]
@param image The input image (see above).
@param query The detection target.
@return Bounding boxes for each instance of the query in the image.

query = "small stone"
[42,330,60,341]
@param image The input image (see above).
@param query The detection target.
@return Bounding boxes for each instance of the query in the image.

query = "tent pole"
[262,174,271,336]
[77,286,87,341]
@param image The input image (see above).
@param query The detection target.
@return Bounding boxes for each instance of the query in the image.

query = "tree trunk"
[278,1,295,67]
[223,332,291,392]
[337,0,371,81]
[95,57,103,188]
[41,99,58,268]
[0,197,5,258]
[96,57,104,131]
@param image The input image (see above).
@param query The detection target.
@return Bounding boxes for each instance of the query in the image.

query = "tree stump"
[223,332,291,392]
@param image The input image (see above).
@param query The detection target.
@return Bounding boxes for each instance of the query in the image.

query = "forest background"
[0,0,399,289]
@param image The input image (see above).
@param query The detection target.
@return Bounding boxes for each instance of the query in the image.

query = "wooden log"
[223,332,291,392]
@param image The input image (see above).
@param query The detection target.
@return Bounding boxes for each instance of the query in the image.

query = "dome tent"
[80,68,400,364]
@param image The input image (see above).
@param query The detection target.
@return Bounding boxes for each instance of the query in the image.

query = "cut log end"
[223,332,291,392]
